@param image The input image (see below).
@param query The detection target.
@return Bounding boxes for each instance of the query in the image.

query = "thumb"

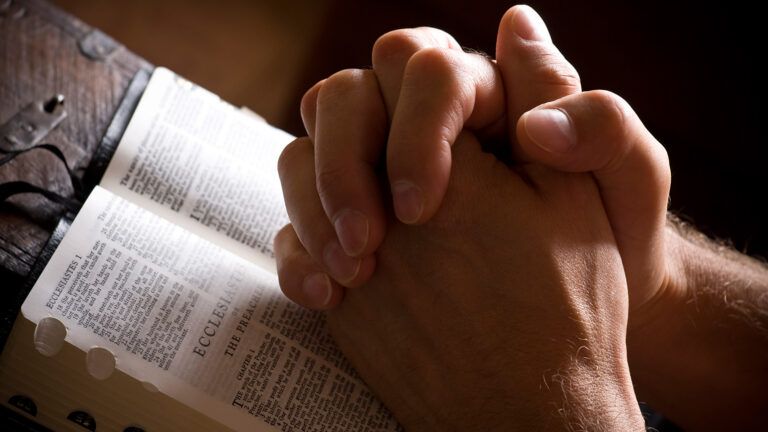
[496,5,581,142]
[516,90,671,308]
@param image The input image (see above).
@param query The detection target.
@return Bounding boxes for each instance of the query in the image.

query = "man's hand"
[275,4,768,430]
[293,28,506,293]
[276,131,645,430]
[284,5,676,321]
[280,5,581,306]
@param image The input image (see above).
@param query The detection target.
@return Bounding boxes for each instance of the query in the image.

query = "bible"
[0,68,401,431]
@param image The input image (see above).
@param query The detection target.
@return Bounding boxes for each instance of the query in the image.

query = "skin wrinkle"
[522,48,581,93]
[451,55,476,120]
[458,50,510,141]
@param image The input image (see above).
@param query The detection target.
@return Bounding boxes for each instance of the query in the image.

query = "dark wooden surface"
[1,0,149,276]
[0,0,150,356]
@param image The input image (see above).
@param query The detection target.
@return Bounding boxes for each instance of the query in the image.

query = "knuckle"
[300,80,323,121]
[275,250,296,278]
[585,90,670,188]
[590,90,631,122]
[588,90,630,118]
[277,137,312,179]
[405,47,469,98]
[406,46,460,77]
[315,164,354,204]
[652,142,672,192]
[275,258,300,298]
[273,227,310,301]
[273,224,294,252]
[316,69,385,127]
[584,90,635,143]
[276,276,293,300]
[318,69,370,104]
[584,90,636,166]
[404,47,472,122]
[412,26,460,48]
[373,29,421,65]
[373,28,458,67]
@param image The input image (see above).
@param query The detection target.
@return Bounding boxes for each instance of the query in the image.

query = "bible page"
[23,187,400,431]
[100,67,292,272]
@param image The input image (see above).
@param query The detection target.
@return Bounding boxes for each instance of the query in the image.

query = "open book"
[0,68,401,431]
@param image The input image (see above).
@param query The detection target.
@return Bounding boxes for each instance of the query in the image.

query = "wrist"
[625,221,691,378]
[549,353,645,431]
[626,219,690,336]
[624,215,768,431]
[623,220,693,423]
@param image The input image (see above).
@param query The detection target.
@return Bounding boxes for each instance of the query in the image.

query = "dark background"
[3,1,762,430]
[57,0,766,258]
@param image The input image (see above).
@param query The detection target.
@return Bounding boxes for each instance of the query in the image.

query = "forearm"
[627,216,768,431]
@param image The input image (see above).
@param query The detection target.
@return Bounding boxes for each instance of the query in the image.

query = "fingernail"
[523,108,576,153]
[324,242,361,284]
[302,272,333,308]
[333,209,369,256]
[392,181,424,224]
[512,5,552,43]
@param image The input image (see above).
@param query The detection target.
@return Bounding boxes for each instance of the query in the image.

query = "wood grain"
[0,0,150,277]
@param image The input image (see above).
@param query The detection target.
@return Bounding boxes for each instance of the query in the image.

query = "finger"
[372,27,462,117]
[516,90,671,304]
[496,5,581,150]
[274,224,344,310]
[300,79,324,140]
[278,137,376,286]
[386,48,505,224]
[314,69,388,257]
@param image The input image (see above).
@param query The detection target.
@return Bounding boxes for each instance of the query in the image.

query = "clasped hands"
[274,5,680,430]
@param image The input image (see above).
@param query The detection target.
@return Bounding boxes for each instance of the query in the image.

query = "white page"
[23,187,400,431]
[100,68,293,272]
